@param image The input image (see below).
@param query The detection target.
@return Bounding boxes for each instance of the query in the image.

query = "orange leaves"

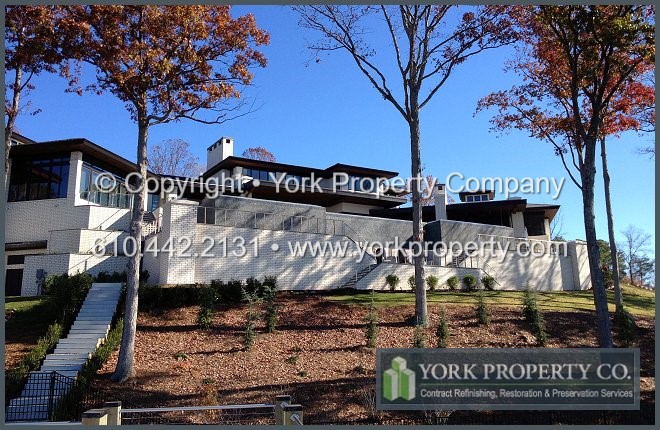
[57,5,269,125]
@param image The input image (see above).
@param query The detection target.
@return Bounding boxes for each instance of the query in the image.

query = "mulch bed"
[92,295,655,425]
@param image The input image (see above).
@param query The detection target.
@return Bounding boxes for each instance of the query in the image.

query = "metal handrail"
[122,404,274,413]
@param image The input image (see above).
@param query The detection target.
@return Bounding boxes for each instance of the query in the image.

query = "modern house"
[5,134,591,296]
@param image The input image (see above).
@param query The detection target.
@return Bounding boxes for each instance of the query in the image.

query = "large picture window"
[79,163,131,209]
[8,155,70,202]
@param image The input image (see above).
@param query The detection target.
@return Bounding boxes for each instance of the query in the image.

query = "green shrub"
[522,289,548,346]
[385,274,400,291]
[242,288,261,351]
[263,275,278,290]
[216,279,244,303]
[197,286,217,329]
[426,275,439,291]
[413,325,426,348]
[522,288,538,322]
[408,276,416,291]
[52,319,124,421]
[475,291,490,325]
[446,276,459,291]
[615,306,636,347]
[244,277,263,297]
[481,275,496,291]
[364,293,378,348]
[44,273,92,326]
[462,274,477,292]
[138,284,199,310]
[262,281,279,333]
[5,322,63,402]
[436,306,449,348]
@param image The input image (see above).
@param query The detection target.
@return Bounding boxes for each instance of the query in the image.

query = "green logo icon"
[383,356,416,401]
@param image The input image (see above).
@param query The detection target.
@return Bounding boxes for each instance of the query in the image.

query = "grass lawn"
[5,296,47,313]
[5,296,54,369]
[327,284,655,318]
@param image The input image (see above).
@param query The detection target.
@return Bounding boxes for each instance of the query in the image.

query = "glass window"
[148,193,160,212]
[8,155,70,202]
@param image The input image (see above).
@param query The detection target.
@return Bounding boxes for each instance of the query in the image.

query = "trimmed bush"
[365,293,378,348]
[475,291,490,325]
[5,322,63,402]
[262,281,279,333]
[408,275,416,291]
[481,275,496,291]
[615,306,636,347]
[244,277,263,297]
[436,306,449,348]
[462,274,477,292]
[446,276,459,291]
[43,273,92,326]
[52,319,124,421]
[197,286,217,329]
[242,288,261,351]
[385,274,400,291]
[138,284,200,310]
[215,279,244,303]
[413,325,426,348]
[522,289,548,346]
[426,275,439,291]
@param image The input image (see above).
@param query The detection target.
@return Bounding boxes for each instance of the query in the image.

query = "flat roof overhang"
[523,203,561,222]
[8,139,160,179]
[204,156,400,180]
[243,180,407,208]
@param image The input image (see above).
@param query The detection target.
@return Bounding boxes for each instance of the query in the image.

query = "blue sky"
[11,5,655,251]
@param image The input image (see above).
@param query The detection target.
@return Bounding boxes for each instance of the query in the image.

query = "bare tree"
[241,146,276,162]
[550,210,566,241]
[149,139,203,177]
[294,5,516,325]
[620,225,652,286]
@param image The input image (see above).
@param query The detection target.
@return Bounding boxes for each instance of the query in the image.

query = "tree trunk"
[600,137,623,311]
[409,102,427,327]
[112,121,148,382]
[581,137,613,348]
[5,67,22,185]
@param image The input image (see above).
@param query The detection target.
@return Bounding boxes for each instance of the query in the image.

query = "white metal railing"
[80,191,132,209]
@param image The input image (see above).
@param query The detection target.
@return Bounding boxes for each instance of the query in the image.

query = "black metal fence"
[120,404,276,425]
[5,371,106,423]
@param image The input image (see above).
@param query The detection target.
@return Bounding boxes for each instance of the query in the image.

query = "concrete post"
[103,401,122,425]
[82,408,108,425]
[274,394,291,425]
[283,404,303,425]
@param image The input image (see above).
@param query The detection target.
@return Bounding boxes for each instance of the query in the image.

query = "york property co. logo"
[383,356,416,401]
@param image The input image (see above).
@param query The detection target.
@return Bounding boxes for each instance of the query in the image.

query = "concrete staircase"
[340,264,378,289]
[5,283,123,422]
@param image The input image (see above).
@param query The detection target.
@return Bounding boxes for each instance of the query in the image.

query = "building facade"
[5,134,591,296]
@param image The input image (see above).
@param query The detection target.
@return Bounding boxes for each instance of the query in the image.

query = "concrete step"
[45,353,91,361]
[57,337,101,345]
[40,364,84,372]
[54,347,96,354]
[67,331,108,337]
[64,333,104,340]
[70,322,110,327]
[9,395,63,407]
[42,357,87,365]
[6,406,50,421]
